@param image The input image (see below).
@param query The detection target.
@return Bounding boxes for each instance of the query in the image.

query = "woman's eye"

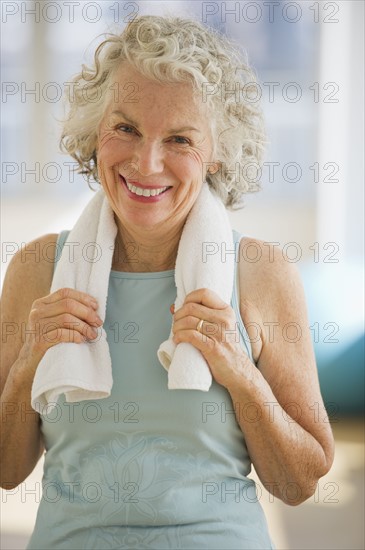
[116,125,135,134]
[171,136,190,145]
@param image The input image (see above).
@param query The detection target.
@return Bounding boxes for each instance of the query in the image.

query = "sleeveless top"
[27,229,275,550]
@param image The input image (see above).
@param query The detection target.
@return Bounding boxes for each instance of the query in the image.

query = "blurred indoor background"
[1,1,364,548]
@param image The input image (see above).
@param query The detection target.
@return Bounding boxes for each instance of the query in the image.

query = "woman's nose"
[133,140,164,176]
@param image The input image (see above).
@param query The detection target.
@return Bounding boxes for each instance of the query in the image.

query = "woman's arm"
[1,233,102,489]
[172,237,335,506]
[0,234,58,488]
[227,237,335,505]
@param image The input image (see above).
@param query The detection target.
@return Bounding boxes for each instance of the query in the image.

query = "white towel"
[31,189,117,412]
[31,183,234,411]
[158,183,235,390]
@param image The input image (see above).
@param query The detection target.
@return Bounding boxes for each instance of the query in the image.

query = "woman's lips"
[127,180,171,190]
[119,175,172,203]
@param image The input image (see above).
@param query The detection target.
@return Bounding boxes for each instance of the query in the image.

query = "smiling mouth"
[120,176,172,198]
[126,181,170,197]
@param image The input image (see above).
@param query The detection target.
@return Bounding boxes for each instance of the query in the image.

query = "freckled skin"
[97,63,218,272]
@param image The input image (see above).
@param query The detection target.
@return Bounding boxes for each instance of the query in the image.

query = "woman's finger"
[46,313,100,340]
[35,295,102,326]
[182,288,228,309]
[173,300,226,325]
[40,287,98,309]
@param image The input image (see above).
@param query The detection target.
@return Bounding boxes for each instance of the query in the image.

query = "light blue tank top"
[27,229,274,550]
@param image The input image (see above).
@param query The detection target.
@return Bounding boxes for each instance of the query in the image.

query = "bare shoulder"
[236,235,310,368]
[237,236,303,307]
[1,233,59,309]
[0,233,59,389]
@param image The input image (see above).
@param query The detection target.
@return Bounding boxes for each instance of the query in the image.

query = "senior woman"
[1,15,334,550]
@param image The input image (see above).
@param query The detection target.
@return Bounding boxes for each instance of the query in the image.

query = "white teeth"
[125,181,168,197]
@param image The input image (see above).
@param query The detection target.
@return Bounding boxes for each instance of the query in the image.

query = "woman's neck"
[112,220,183,273]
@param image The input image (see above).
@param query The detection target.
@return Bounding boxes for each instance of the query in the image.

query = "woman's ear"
[207,162,221,175]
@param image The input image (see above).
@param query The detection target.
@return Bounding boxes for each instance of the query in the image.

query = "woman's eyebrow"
[110,110,201,134]
[110,110,138,126]
[168,126,201,134]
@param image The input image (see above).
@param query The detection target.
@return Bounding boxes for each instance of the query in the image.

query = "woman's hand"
[171,288,251,389]
[21,287,103,370]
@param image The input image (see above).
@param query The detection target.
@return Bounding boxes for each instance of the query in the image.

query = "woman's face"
[97,63,217,232]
